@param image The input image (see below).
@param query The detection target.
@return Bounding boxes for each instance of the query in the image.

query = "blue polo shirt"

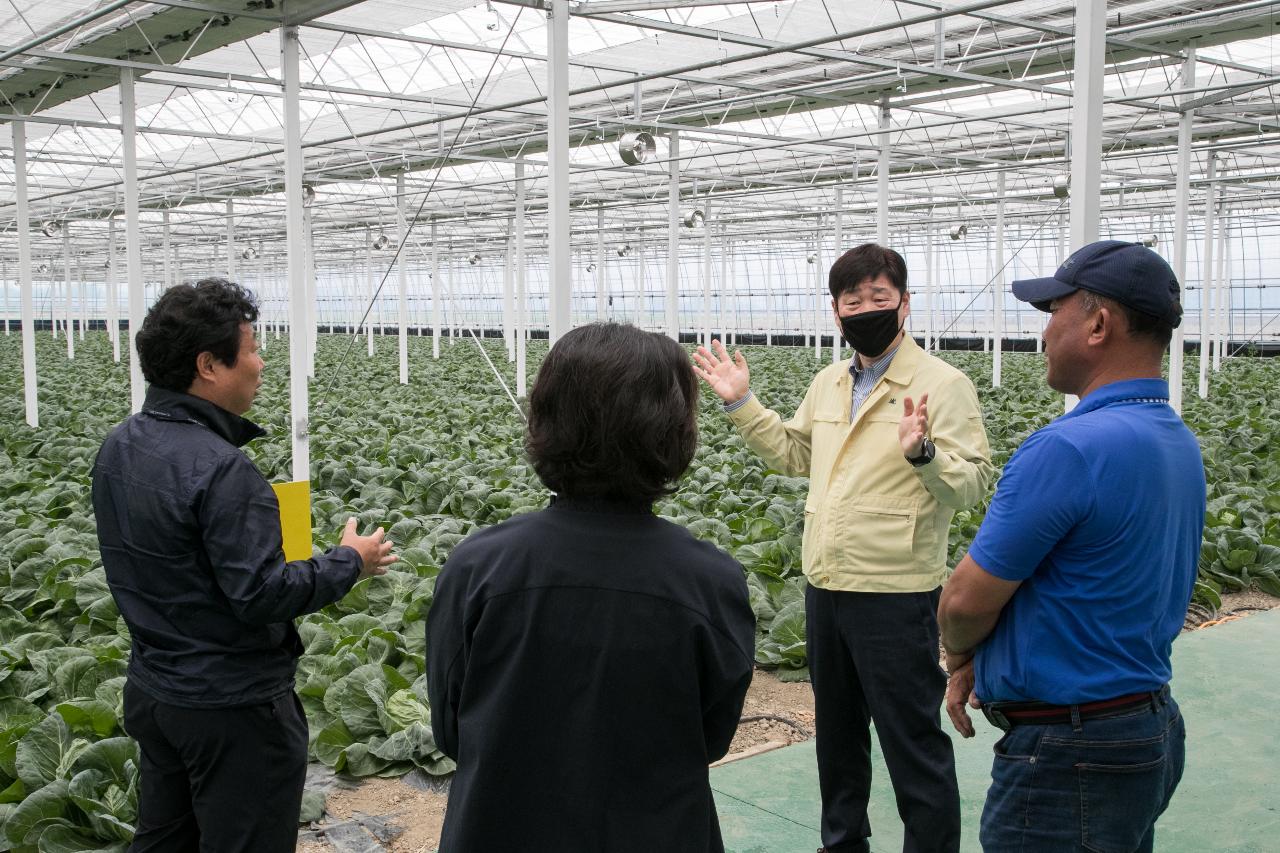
[971,378,1206,705]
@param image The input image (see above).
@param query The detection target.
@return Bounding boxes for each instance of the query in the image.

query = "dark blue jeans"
[979,690,1185,853]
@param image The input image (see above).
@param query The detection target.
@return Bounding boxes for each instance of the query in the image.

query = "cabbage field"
[0,330,1277,849]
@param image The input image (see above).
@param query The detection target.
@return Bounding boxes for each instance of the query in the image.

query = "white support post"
[832,191,843,364]
[2,258,9,336]
[14,119,38,427]
[547,0,571,343]
[814,217,823,361]
[365,229,374,357]
[122,69,145,414]
[1215,212,1229,369]
[515,163,527,396]
[1170,44,1196,414]
[702,201,713,347]
[994,171,1006,387]
[108,219,120,362]
[666,129,681,341]
[1065,0,1105,413]
[62,222,74,360]
[431,221,441,359]
[719,226,729,344]
[764,249,773,348]
[226,199,236,280]
[924,225,935,352]
[878,102,890,243]
[1197,154,1217,399]
[304,205,316,377]
[281,25,310,484]
[396,172,409,384]
[76,254,85,340]
[595,206,606,324]
[503,220,515,358]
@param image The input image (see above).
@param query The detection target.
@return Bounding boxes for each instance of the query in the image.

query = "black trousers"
[122,679,308,853]
[805,584,960,853]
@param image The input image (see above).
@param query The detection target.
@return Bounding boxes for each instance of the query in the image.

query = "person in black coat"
[92,279,396,852]
[427,322,756,853]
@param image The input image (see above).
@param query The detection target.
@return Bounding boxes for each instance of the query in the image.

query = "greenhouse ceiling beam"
[0,0,136,65]
[579,0,786,11]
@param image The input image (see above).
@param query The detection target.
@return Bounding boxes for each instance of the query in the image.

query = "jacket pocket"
[836,494,917,574]
[801,503,820,573]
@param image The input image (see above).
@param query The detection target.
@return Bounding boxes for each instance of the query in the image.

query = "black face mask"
[839,302,904,358]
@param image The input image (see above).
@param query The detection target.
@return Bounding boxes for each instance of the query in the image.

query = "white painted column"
[14,119,38,427]
[226,199,236,280]
[431,221,441,359]
[925,225,935,352]
[108,219,120,362]
[764,249,774,348]
[162,211,172,297]
[832,191,843,364]
[814,218,824,361]
[1064,0,1105,412]
[1197,154,1217,399]
[719,226,729,344]
[281,25,310,484]
[503,220,514,359]
[1170,45,1196,414]
[666,129,681,341]
[1215,212,1229,368]
[595,207,606,323]
[396,172,409,384]
[2,258,9,336]
[122,69,146,413]
[304,205,316,377]
[62,222,74,360]
[878,103,890,243]
[515,163,527,396]
[76,254,85,340]
[994,171,1006,387]
[547,0,571,343]
[700,205,713,346]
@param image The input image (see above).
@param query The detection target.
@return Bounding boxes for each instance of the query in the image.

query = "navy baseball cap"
[1011,240,1183,328]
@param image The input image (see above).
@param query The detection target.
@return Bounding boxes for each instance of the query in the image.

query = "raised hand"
[341,517,398,580]
[899,393,929,458]
[692,339,750,404]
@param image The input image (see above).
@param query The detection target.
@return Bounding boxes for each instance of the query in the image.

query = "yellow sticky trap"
[272,480,313,562]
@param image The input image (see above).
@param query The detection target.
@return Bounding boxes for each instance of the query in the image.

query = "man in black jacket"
[92,278,395,852]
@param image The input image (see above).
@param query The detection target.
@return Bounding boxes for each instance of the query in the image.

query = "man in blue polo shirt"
[936,240,1206,853]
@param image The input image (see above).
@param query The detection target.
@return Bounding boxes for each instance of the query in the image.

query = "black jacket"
[91,387,360,708]
[426,497,756,853]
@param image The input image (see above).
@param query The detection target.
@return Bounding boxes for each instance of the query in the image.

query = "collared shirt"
[971,378,1206,705]
[848,343,900,420]
[723,342,900,418]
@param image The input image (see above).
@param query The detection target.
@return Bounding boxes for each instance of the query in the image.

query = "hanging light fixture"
[950,223,968,240]
[372,233,389,250]
[302,183,316,208]
[616,244,632,257]
[806,252,817,264]
[484,0,501,31]
[41,221,63,239]
[468,253,481,265]
[682,208,706,229]
[1052,173,1070,199]
[617,131,656,166]
[586,262,597,273]
[1141,234,1159,248]
[241,246,258,261]
[36,263,49,274]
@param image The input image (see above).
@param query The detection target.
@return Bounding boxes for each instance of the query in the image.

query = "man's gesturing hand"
[692,339,750,404]
[341,517,398,580]
[899,393,930,458]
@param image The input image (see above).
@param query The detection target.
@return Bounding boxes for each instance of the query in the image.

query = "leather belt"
[981,685,1168,731]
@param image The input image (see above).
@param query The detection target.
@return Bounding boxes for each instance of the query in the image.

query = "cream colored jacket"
[729,335,993,592]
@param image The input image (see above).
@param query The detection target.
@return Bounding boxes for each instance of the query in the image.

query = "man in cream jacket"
[694,243,993,853]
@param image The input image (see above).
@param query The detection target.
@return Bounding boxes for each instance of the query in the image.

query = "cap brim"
[1011,276,1077,312]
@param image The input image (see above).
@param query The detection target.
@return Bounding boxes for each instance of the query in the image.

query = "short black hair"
[1079,290,1175,349]
[526,323,698,503]
[136,278,258,393]
[829,243,908,299]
